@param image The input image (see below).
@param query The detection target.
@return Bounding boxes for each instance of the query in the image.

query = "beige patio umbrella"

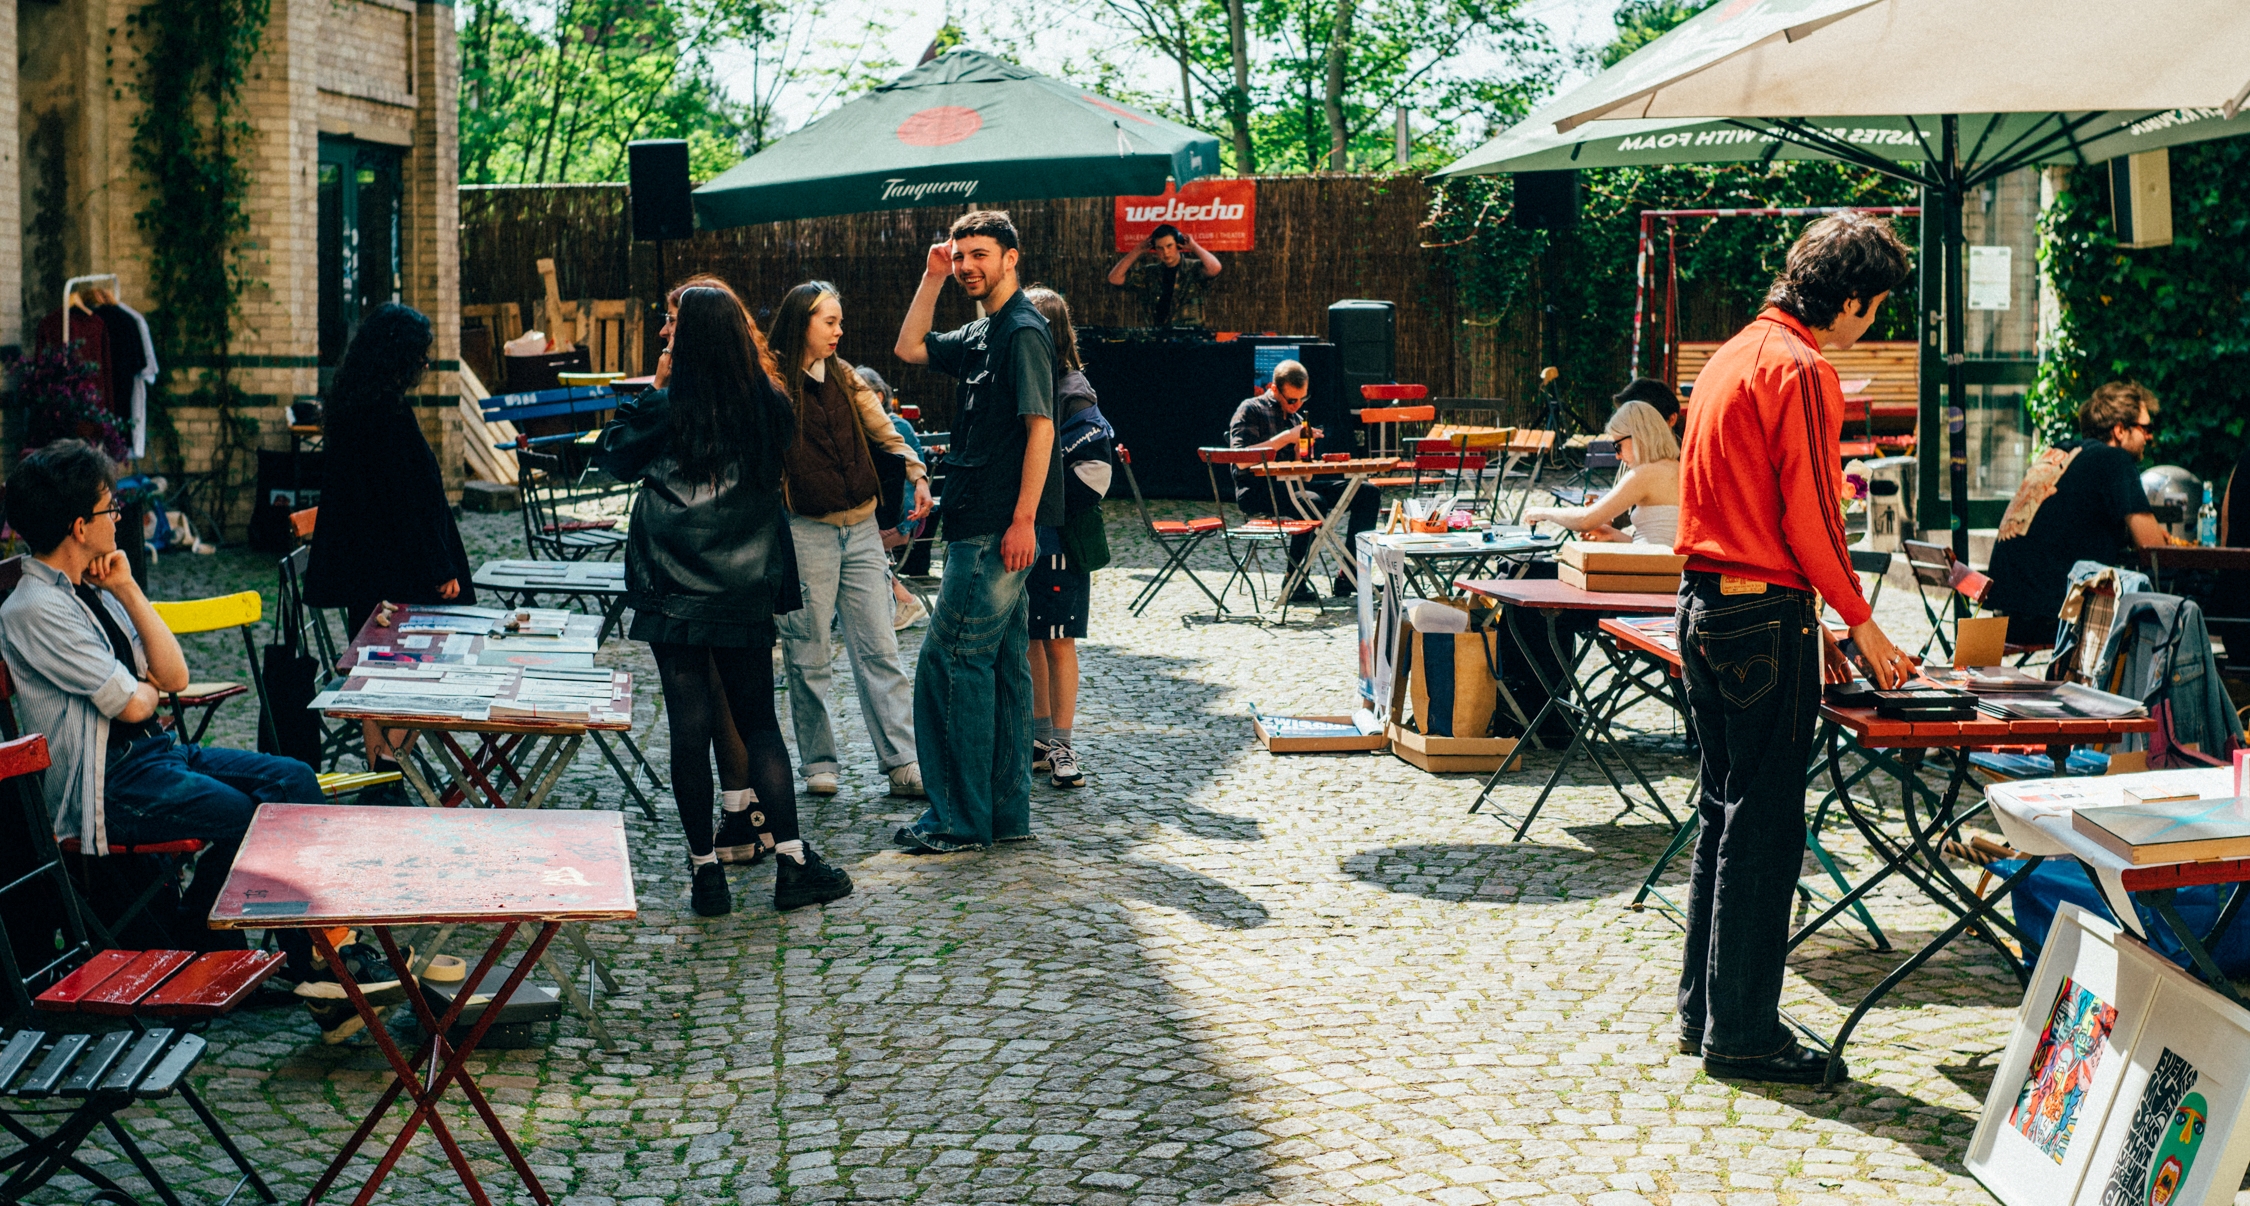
[1438,0,2250,556]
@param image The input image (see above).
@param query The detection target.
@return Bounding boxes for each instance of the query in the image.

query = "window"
[317,137,403,379]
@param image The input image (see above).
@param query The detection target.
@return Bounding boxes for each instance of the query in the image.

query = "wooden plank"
[81,950,196,1016]
[139,950,286,1018]
[209,803,638,929]
[35,949,139,1012]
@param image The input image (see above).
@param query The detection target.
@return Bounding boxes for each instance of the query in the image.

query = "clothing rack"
[60,273,120,342]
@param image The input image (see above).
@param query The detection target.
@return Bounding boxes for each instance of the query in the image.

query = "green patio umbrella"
[693,50,1221,229]
[1434,0,2250,557]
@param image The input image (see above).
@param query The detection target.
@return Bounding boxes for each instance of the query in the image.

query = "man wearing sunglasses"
[1986,381,2171,645]
[0,440,322,956]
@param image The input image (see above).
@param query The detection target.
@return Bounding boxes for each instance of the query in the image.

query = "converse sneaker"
[294,941,409,1044]
[887,763,927,797]
[806,771,840,796]
[1032,739,1053,772]
[690,862,732,917]
[774,843,854,911]
[1047,742,1085,788]
[713,809,770,865]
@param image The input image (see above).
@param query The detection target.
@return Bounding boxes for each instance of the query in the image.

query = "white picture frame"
[2069,934,2250,1206]
[1969,903,2157,1206]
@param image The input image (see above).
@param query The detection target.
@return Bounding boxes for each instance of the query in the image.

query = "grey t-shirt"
[923,291,1065,539]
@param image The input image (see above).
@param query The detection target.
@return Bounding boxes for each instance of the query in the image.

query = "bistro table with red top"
[1782,695,2156,1084]
[1241,455,1401,606]
[209,803,635,1206]
[1453,577,1679,840]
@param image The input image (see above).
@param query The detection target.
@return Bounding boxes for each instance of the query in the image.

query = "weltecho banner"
[1112,179,1256,252]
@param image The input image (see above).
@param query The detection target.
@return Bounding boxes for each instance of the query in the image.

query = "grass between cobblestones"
[25,498,2044,1206]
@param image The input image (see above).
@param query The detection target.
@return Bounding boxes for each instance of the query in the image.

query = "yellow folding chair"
[149,591,266,748]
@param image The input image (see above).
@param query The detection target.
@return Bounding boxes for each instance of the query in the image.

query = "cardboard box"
[1386,723,1521,773]
[1558,541,1688,574]
[1254,715,1388,754]
[1558,563,1681,594]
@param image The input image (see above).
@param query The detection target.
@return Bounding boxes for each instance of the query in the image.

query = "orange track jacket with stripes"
[1675,307,1872,628]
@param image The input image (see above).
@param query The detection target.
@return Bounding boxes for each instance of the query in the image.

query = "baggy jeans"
[906,533,1032,849]
[1674,573,1821,1059]
[778,514,919,775]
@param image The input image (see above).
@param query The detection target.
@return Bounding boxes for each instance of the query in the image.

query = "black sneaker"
[294,942,408,1043]
[1032,739,1053,772]
[1704,1039,1841,1085]
[1287,582,1320,605]
[300,997,392,1045]
[774,844,854,910]
[1048,742,1085,788]
[691,862,731,916]
[1332,573,1355,598]
[713,810,770,866]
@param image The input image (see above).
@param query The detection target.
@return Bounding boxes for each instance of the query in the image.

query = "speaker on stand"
[1328,300,1396,452]
[629,139,693,370]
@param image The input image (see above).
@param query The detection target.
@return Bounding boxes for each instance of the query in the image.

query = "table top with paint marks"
[206,803,637,928]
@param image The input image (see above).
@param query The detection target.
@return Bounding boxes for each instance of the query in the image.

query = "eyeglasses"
[85,506,125,523]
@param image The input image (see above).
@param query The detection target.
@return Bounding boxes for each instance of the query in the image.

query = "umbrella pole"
[1941,116,1972,569]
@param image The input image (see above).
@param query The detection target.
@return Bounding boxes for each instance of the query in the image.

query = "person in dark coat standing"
[304,303,475,784]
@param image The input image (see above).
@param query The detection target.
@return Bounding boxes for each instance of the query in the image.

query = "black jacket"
[593,388,799,625]
[304,400,475,609]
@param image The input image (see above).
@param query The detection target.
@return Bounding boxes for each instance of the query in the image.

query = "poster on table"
[1968,903,2250,1206]
[1112,179,1256,252]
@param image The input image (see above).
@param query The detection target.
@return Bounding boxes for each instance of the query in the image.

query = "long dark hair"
[327,303,432,419]
[1022,285,1081,372]
[666,287,794,486]
[768,281,843,410]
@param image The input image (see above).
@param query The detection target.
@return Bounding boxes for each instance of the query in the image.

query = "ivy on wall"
[1427,161,1918,422]
[2035,138,2250,485]
[117,0,271,474]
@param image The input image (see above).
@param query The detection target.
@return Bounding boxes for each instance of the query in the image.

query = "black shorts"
[1027,564,1090,640]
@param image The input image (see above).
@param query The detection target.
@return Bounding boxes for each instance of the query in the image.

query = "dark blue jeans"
[106,735,324,957]
[906,533,1033,849]
[1674,575,1821,1060]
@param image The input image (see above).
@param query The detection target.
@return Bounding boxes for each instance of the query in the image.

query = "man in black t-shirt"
[893,209,1060,853]
[1986,381,2170,644]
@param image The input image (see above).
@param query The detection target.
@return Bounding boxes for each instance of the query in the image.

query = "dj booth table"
[1079,330,1342,499]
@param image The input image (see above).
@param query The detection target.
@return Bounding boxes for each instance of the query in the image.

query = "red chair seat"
[59,837,206,856]
[545,519,619,534]
[1152,517,1224,535]
[1242,518,1320,535]
[36,949,281,1017]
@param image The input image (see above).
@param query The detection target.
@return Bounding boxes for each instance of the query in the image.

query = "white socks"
[689,849,718,868]
[721,788,756,813]
[774,839,806,865]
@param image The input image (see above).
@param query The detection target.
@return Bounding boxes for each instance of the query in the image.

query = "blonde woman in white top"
[1522,399,1681,546]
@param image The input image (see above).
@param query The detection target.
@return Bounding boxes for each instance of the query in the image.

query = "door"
[317,137,404,385]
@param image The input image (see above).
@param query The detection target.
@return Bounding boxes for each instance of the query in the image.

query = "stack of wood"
[456,363,525,486]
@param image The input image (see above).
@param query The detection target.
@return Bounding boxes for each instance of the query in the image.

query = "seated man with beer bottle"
[1225,359,1380,602]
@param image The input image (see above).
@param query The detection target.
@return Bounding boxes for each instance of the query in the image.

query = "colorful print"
[2101,1048,2201,1206]
[2011,977,2120,1163]
[2144,1091,2207,1206]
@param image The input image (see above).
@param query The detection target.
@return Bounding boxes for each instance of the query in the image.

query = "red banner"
[1113,179,1256,252]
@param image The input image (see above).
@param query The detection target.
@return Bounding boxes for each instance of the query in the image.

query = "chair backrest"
[518,447,568,556]
[1360,384,1428,402]
[1116,445,1166,534]
[1416,452,1487,472]
[151,592,262,636]
[1197,446,1288,520]
[277,545,344,670]
[1583,438,1620,471]
[1902,539,1955,590]
[288,507,318,542]
[1359,405,1436,425]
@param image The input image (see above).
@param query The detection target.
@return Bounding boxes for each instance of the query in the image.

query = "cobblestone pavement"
[36,500,2052,1206]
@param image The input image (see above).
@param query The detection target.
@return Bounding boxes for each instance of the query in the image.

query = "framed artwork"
[1969,904,2158,1206]
[2069,937,2250,1206]
[1970,902,2250,1206]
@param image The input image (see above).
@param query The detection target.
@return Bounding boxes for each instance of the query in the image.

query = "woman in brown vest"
[768,281,933,798]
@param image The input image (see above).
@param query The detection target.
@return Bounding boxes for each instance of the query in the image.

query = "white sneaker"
[806,772,840,796]
[1048,742,1085,788]
[893,593,929,630]
[888,763,927,797]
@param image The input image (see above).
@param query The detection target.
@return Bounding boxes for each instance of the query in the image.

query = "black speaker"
[629,140,694,241]
[1512,170,1578,231]
[1328,299,1395,400]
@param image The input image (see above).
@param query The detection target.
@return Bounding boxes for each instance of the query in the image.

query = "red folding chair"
[1198,446,1319,617]
[1117,445,1228,618]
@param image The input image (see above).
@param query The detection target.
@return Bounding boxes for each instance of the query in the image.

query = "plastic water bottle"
[2199,483,2219,547]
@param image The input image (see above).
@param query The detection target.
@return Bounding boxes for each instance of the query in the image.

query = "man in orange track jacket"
[1672,213,1915,1085]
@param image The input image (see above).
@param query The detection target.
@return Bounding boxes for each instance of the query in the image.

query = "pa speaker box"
[1329,299,1395,394]
[629,139,694,241]
[1512,170,1578,231]
[2109,148,2172,249]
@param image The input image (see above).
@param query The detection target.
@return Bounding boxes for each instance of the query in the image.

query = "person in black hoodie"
[593,286,854,917]
[304,303,474,786]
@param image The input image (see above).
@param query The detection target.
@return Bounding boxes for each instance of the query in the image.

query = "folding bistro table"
[1240,457,1399,606]
[1453,577,1679,839]
[209,804,635,1206]
[472,558,629,642]
[1783,699,2157,1084]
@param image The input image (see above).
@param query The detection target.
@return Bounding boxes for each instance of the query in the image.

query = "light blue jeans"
[777,515,918,775]
[906,533,1033,849]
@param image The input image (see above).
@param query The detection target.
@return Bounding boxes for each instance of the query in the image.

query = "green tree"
[459,0,774,183]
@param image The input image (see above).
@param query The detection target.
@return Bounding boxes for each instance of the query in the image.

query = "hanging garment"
[110,303,159,459]
[34,306,115,416]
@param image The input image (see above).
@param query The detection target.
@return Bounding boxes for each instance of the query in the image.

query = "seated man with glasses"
[1985,381,2171,645]
[0,440,324,955]
[1227,359,1381,603]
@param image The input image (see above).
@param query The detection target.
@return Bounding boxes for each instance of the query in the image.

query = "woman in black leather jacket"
[595,286,853,917]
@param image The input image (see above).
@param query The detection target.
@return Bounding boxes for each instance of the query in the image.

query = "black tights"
[651,640,799,856]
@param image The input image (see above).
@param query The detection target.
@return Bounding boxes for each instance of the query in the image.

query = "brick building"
[5,0,462,522]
